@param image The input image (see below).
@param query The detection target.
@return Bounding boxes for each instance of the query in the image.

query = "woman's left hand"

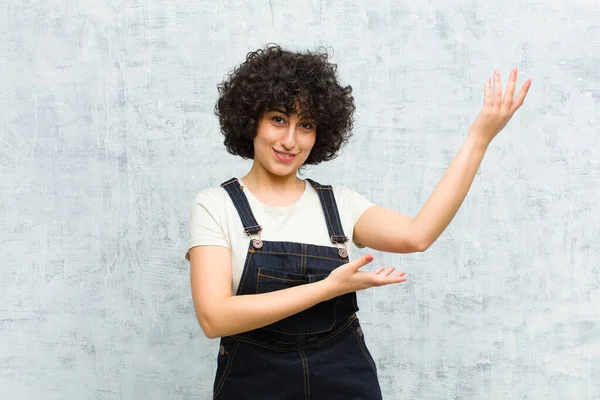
[468,68,531,146]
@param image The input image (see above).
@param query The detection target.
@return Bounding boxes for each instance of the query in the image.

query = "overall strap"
[220,178,262,236]
[305,179,348,245]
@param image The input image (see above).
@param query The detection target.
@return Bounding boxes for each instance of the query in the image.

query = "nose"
[280,125,297,150]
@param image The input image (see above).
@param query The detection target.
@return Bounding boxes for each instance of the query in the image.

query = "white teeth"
[276,151,293,158]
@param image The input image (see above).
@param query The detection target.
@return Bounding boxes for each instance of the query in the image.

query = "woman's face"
[252,106,317,177]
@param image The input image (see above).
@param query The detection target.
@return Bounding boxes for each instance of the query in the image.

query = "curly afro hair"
[215,44,355,165]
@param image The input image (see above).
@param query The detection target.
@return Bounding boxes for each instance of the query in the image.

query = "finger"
[511,79,532,112]
[373,267,396,276]
[383,274,408,284]
[371,272,408,286]
[493,69,502,107]
[503,68,517,108]
[375,269,405,277]
[373,267,385,275]
[351,254,374,271]
[484,77,492,107]
[373,270,407,285]
[373,267,394,276]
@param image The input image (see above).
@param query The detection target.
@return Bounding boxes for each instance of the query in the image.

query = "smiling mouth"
[273,149,297,162]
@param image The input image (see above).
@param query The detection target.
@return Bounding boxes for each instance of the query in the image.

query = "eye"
[271,115,286,124]
[300,122,315,130]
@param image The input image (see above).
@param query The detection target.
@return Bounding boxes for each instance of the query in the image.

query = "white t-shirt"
[186,178,375,293]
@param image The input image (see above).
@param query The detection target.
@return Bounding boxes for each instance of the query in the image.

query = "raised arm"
[354,68,532,253]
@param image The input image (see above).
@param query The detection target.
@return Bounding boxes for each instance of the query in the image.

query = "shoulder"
[189,184,235,223]
[187,184,233,258]
[306,179,358,198]
[332,184,372,206]
[305,179,369,202]
[332,184,359,199]
[306,179,374,219]
[333,184,375,223]
[192,185,229,207]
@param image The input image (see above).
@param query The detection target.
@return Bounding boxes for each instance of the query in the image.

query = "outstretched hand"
[323,254,407,299]
[468,68,532,146]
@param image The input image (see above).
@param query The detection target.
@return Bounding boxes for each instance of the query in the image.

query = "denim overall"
[213,178,382,400]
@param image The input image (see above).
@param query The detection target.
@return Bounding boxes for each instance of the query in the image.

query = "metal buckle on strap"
[337,242,348,258]
[248,231,263,249]
[330,236,349,258]
[243,225,262,235]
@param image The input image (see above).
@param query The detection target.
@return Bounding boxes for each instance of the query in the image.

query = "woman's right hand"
[323,254,407,299]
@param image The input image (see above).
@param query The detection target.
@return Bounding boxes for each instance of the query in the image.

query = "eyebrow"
[266,107,314,122]
[266,107,289,115]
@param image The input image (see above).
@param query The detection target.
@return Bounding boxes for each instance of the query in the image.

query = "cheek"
[304,134,317,152]
[255,125,279,146]
[253,130,271,150]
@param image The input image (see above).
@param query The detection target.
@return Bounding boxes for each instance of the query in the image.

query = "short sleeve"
[337,186,375,248]
[185,191,230,261]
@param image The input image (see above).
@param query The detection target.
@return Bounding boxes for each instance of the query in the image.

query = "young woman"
[187,44,531,399]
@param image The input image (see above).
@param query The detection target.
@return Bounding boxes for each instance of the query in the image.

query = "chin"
[259,159,298,175]
[269,165,299,177]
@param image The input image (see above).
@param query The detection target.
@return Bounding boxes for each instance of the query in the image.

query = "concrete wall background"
[1,0,599,398]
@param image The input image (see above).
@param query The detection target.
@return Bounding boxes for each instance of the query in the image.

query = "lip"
[273,149,297,163]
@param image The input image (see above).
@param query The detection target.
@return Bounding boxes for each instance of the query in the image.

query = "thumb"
[351,254,374,271]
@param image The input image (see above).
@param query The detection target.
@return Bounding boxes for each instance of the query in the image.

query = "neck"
[242,162,304,194]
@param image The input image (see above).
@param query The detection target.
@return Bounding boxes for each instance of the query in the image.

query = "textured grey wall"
[1,0,599,399]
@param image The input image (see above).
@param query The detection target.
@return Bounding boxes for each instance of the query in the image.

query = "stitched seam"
[299,350,309,400]
[213,340,240,398]
[317,190,336,241]
[224,180,260,232]
[263,295,341,335]
[255,268,261,294]
[231,316,354,351]
[234,321,347,351]
[266,335,321,346]
[228,189,254,229]
[243,224,261,230]
[323,193,337,236]
[225,186,249,226]
[306,179,325,190]
[330,295,340,331]
[310,182,346,241]
[249,329,342,346]
[233,181,259,231]
[352,330,377,374]
[310,182,335,237]
[325,190,345,240]
[220,179,237,187]
[301,245,306,274]
[257,272,307,283]
[248,250,344,262]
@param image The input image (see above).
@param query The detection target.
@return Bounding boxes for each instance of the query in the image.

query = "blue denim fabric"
[214,178,382,399]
